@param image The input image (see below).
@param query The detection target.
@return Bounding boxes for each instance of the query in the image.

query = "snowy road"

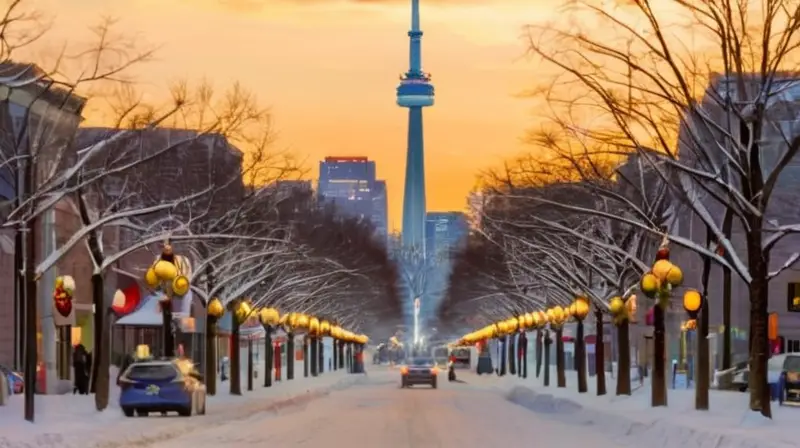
[154,370,628,448]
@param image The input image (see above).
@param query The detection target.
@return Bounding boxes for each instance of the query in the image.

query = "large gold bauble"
[609,296,624,315]
[652,260,674,282]
[296,314,310,329]
[260,307,280,326]
[683,289,702,313]
[145,268,159,289]
[497,321,509,335]
[153,260,178,281]
[309,317,320,335]
[640,273,660,297]
[574,297,590,320]
[666,265,684,287]
[172,275,190,296]
[235,301,252,324]
[288,312,299,328]
[506,317,519,332]
[208,298,225,318]
[320,320,331,335]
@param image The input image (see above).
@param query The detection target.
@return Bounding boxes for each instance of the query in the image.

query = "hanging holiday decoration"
[53,275,76,318]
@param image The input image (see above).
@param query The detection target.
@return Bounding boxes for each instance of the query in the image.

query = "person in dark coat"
[73,344,90,395]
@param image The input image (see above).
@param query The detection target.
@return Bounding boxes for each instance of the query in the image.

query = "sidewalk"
[463,367,797,448]
[0,367,363,448]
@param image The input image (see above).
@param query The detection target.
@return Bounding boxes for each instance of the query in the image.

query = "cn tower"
[397,0,434,252]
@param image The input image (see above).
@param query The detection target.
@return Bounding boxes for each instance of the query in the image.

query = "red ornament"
[656,247,670,261]
[55,297,72,317]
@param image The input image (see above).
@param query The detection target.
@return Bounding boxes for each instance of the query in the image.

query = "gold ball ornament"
[296,314,310,329]
[524,313,534,328]
[506,317,518,332]
[320,320,331,335]
[574,297,590,320]
[683,289,702,313]
[517,315,526,330]
[153,260,178,281]
[666,265,684,286]
[145,267,159,289]
[208,298,225,318]
[259,307,280,326]
[640,273,660,297]
[309,317,320,335]
[609,296,624,315]
[651,260,674,282]
[235,300,252,324]
[171,275,190,296]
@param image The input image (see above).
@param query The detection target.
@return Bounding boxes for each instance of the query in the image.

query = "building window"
[788,283,800,312]
[788,339,800,353]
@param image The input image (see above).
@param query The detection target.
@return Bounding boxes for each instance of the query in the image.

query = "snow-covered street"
[154,368,629,448]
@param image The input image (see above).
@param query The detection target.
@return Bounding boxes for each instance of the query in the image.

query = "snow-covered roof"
[115,291,194,326]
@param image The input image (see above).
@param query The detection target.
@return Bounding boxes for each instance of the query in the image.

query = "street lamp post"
[205,298,225,396]
[144,243,191,358]
[259,307,280,388]
[281,312,300,381]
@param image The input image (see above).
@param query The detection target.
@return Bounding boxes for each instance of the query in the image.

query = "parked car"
[400,357,438,389]
[778,354,800,406]
[118,358,206,417]
[0,364,24,395]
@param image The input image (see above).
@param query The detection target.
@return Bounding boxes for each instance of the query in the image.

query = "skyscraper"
[317,156,388,242]
[425,212,469,259]
[397,0,433,251]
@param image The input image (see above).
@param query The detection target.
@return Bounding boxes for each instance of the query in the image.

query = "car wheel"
[178,405,192,417]
[122,407,135,417]
[136,409,148,417]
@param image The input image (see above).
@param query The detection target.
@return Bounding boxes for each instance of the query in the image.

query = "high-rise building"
[425,212,469,260]
[318,156,388,242]
[397,0,434,251]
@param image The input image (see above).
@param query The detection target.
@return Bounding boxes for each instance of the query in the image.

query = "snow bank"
[0,368,366,448]
[468,368,796,448]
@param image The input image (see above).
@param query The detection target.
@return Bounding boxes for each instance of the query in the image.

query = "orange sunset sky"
[26,0,555,230]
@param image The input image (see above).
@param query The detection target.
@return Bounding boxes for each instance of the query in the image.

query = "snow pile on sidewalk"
[468,368,796,448]
[0,369,365,448]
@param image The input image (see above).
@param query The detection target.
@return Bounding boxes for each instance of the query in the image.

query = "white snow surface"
[154,368,630,448]
[483,366,798,448]
[0,367,357,447]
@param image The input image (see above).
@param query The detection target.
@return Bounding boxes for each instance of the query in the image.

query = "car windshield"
[411,358,434,366]
[784,356,800,372]
[126,363,177,381]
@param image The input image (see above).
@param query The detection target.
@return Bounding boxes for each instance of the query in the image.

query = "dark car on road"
[401,357,438,389]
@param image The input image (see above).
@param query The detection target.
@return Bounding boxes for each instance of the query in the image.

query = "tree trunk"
[247,338,253,391]
[338,340,345,370]
[747,266,771,418]
[23,217,36,421]
[14,225,23,372]
[310,336,318,377]
[303,336,309,377]
[499,336,507,376]
[521,333,528,378]
[91,273,110,411]
[722,209,733,371]
[577,320,587,393]
[162,304,174,358]
[616,320,631,395]
[536,330,543,378]
[544,332,552,387]
[287,333,295,380]
[206,316,218,395]
[317,336,325,373]
[595,309,606,396]
[556,327,566,388]
[333,338,338,371]
[652,302,667,407]
[697,303,710,410]
[230,317,241,395]
[508,334,516,375]
[264,328,273,387]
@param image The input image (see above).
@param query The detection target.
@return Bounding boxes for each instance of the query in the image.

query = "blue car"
[118,359,206,417]
[0,365,23,395]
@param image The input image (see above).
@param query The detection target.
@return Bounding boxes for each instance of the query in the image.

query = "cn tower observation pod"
[396,73,435,108]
